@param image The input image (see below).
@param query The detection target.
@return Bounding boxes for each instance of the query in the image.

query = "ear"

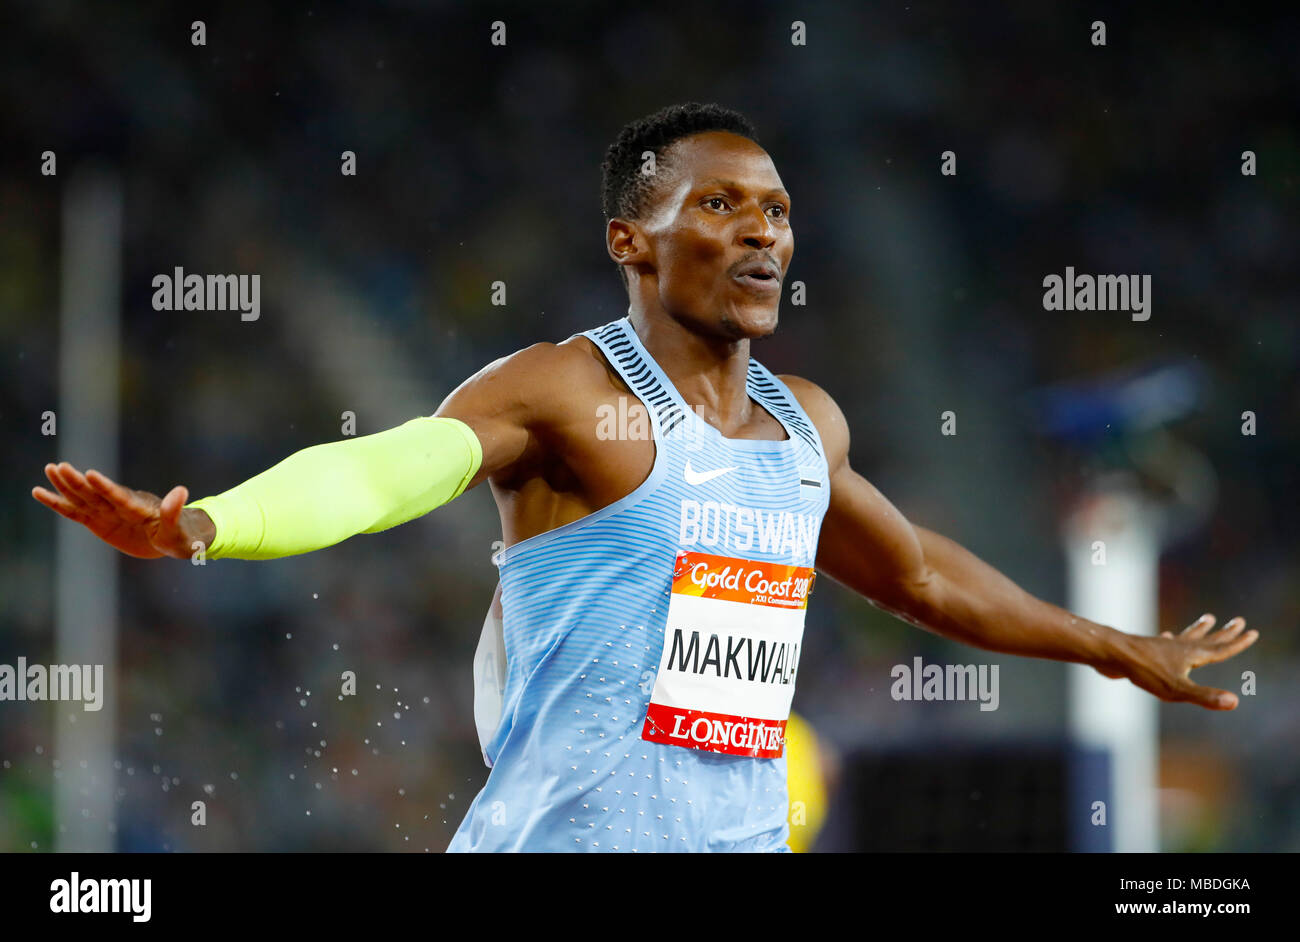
[607,217,651,278]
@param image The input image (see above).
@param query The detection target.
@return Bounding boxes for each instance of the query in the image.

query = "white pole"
[54,164,122,852]
[1064,484,1160,852]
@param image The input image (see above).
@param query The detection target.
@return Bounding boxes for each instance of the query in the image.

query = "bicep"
[816,462,931,612]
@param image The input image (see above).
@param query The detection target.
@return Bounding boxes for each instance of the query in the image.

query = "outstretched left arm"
[780,374,1259,711]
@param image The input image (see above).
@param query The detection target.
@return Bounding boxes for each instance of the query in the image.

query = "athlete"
[32,102,1258,852]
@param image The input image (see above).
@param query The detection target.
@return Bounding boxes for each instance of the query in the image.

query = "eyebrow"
[697,178,790,199]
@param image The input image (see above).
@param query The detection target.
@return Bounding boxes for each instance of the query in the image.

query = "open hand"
[32,462,212,560]
[1096,613,1258,710]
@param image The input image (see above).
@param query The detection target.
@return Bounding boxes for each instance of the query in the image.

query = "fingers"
[83,468,152,522]
[38,463,112,520]
[31,484,88,523]
[43,463,92,511]
[1176,681,1237,710]
[159,485,189,526]
[48,462,127,520]
[1155,615,1211,641]
[1180,613,1216,641]
[1208,616,1248,644]
[1197,629,1259,666]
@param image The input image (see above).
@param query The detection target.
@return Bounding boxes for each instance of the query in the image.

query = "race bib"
[641,550,814,758]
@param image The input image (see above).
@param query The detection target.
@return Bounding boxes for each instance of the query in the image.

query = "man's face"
[625,131,793,341]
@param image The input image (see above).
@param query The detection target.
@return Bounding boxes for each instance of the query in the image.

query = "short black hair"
[601,102,760,287]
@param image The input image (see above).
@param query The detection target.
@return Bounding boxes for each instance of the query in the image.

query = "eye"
[768,204,788,219]
[705,196,730,211]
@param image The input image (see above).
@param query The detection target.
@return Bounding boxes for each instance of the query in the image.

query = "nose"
[736,202,776,250]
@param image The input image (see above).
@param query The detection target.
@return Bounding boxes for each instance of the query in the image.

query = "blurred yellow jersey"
[784,711,828,852]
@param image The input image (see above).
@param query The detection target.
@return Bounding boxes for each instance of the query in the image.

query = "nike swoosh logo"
[684,460,737,486]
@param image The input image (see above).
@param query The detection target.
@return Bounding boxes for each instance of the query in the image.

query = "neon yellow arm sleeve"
[183,415,482,560]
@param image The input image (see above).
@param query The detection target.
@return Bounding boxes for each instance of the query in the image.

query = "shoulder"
[434,334,616,485]
[456,336,608,404]
[775,373,850,471]
[512,335,618,383]
[484,336,602,379]
[435,335,613,444]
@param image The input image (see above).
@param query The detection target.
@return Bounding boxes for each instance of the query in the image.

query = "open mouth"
[734,271,781,292]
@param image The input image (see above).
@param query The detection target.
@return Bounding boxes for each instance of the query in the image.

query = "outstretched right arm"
[32,342,577,561]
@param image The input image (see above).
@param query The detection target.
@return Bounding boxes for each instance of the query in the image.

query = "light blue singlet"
[448,315,829,852]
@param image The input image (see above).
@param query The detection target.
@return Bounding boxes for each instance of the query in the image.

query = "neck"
[627,304,754,432]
